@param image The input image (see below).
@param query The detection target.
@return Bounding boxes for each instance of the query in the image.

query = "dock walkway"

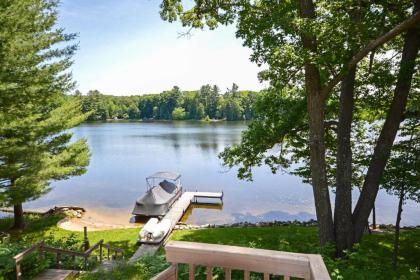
[129,191,222,263]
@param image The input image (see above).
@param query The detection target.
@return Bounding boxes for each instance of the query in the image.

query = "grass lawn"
[170,225,420,280]
[0,214,140,257]
[2,215,420,279]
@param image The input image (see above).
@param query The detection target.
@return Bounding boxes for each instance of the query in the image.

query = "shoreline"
[2,208,420,232]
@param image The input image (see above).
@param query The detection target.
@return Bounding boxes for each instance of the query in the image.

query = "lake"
[25,121,420,226]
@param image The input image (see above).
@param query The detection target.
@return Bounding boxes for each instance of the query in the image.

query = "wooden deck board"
[129,191,222,262]
[33,269,78,280]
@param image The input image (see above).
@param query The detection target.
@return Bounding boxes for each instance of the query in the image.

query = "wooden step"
[33,269,79,280]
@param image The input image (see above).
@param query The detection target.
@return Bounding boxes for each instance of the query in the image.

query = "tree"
[160,0,420,248]
[381,118,419,268]
[172,107,187,120]
[80,86,257,121]
[0,0,90,229]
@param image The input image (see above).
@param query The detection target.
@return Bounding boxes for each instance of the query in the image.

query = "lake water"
[25,121,420,226]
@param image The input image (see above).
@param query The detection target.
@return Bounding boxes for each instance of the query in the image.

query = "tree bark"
[13,203,25,229]
[372,203,376,230]
[299,0,335,245]
[393,190,404,268]
[352,0,420,243]
[334,67,357,255]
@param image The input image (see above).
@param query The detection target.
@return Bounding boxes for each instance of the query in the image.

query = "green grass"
[0,214,142,279]
[170,226,420,280]
[2,215,420,279]
[0,214,140,256]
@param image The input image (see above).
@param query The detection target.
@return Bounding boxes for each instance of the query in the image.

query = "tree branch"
[322,10,420,97]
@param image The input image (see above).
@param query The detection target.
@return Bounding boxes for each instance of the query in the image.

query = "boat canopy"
[146,171,181,181]
[133,171,183,217]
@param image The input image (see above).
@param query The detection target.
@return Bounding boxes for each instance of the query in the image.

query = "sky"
[57,0,266,96]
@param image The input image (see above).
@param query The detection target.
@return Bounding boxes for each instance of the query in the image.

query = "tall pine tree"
[0,0,90,229]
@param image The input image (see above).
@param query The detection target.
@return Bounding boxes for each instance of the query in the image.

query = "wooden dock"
[129,191,223,263]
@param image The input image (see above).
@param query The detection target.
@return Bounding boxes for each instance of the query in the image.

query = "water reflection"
[25,121,420,226]
[180,203,224,224]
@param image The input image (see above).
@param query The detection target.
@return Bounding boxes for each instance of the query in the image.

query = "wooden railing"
[152,241,330,280]
[13,240,124,280]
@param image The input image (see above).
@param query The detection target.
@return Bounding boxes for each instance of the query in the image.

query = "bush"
[78,254,170,280]
[0,232,87,280]
[172,107,186,120]
[0,238,49,280]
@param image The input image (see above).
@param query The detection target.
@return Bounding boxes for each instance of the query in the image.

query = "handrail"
[83,239,103,255]
[151,264,177,280]
[43,245,86,257]
[13,241,44,263]
[154,241,330,280]
[102,243,124,253]
[13,239,124,280]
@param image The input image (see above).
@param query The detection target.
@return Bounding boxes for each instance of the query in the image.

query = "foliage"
[172,107,187,120]
[0,99,91,207]
[171,226,420,279]
[79,84,260,121]
[220,88,307,181]
[0,214,141,279]
[0,0,91,227]
[0,238,49,280]
[381,117,420,202]
[77,254,170,280]
[158,0,419,248]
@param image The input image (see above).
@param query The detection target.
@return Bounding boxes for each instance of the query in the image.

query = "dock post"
[83,226,90,251]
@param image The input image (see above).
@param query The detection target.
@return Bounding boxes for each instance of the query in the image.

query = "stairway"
[33,269,79,280]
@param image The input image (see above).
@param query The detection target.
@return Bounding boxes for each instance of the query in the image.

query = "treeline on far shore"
[77,84,261,121]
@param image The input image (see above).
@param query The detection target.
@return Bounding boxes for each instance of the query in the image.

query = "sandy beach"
[57,207,140,231]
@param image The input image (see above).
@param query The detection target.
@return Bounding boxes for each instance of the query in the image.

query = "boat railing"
[151,240,330,280]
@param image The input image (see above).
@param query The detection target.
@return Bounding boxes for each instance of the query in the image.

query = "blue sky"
[58,0,265,95]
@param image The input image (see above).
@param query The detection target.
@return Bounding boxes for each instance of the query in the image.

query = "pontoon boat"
[132,171,182,217]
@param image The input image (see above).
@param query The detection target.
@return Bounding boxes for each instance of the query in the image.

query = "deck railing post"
[189,264,195,280]
[224,268,231,280]
[206,266,213,280]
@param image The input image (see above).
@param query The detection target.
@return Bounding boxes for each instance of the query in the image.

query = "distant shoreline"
[84,118,246,123]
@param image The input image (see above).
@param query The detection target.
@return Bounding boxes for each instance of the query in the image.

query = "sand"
[57,207,140,231]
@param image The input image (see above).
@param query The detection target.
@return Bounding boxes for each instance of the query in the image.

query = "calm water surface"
[26,121,420,225]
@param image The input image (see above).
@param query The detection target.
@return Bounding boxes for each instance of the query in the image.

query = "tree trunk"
[352,0,420,243]
[299,0,335,245]
[393,190,404,268]
[335,67,357,255]
[372,203,376,230]
[13,203,25,229]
